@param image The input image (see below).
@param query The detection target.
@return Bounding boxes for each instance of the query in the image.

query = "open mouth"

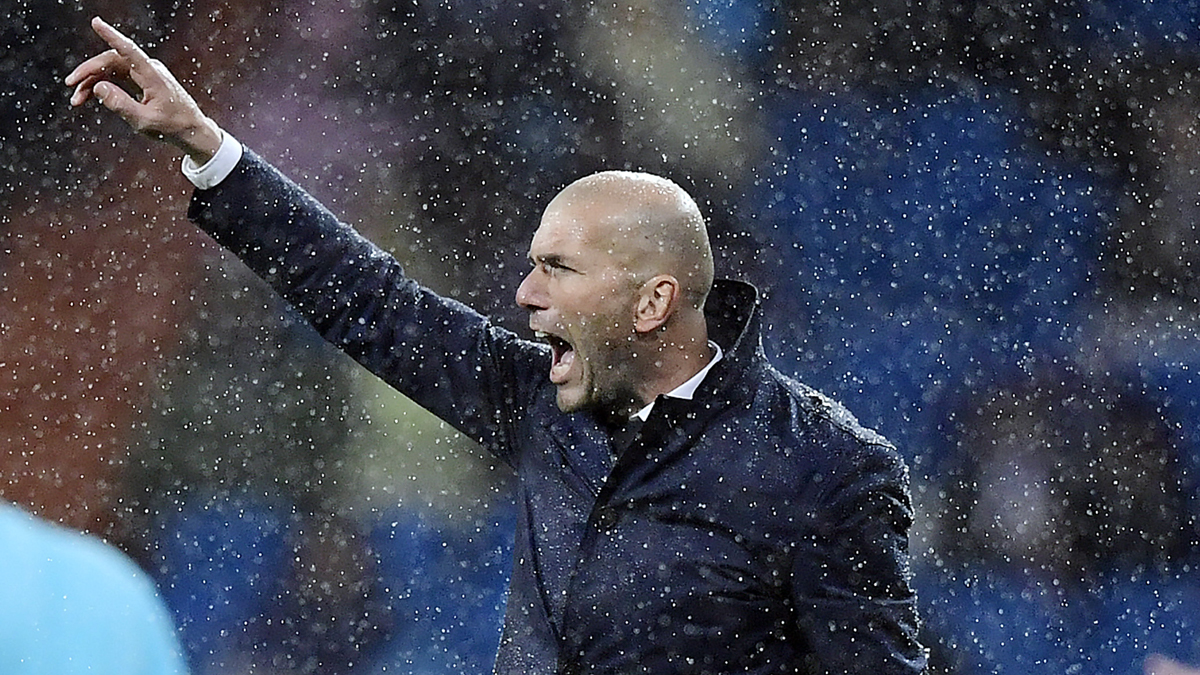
[536,331,576,384]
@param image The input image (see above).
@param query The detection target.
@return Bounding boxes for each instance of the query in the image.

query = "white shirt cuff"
[181,130,243,190]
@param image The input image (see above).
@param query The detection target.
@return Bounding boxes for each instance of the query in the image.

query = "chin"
[556,382,613,415]
[554,388,587,414]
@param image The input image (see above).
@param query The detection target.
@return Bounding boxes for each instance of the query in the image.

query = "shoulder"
[720,364,909,501]
[0,504,187,673]
[747,363,896,456]
[0,503,163,603]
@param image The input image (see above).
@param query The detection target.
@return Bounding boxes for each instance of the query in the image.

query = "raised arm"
[65,17,549,460]
[65,17,221,164]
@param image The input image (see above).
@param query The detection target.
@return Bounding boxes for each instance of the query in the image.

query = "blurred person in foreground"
[1148,655,1200,675]
[0,501,187,674]
[65,17,926,675]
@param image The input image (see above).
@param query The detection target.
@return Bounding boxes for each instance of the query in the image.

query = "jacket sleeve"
[187,148,546,464]
[790,441,929,674]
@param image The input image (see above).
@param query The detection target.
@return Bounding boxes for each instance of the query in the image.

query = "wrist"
[181,129,242,190]
[179,117,222,165]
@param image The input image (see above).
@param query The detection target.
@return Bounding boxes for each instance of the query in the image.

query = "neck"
[630,319,713,413]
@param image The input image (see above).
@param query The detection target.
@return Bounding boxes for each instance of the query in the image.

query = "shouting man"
[67,17,926,675]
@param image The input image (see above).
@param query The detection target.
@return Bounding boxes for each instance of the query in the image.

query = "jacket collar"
[698,278,767,401]
[704,279,762,357]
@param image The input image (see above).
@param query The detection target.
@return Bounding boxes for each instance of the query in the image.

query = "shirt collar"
[631,341,724,422]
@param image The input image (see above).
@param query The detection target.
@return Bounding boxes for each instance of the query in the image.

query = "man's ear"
[634,275,680,333]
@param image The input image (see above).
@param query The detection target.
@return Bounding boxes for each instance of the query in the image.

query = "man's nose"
[515,270,545,310]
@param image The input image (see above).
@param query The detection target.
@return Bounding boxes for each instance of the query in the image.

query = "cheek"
[590,288,637,327]
[577,310,631,343]
[559,280,636,338]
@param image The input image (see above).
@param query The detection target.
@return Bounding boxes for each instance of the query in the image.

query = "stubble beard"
[555,346,643,422]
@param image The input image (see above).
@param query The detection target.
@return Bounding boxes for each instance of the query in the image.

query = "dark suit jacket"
[188,149,927,674]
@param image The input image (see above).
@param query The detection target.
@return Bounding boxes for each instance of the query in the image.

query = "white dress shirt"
[631,342,723,421]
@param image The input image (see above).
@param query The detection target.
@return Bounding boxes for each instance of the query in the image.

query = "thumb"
[93,81,141,123]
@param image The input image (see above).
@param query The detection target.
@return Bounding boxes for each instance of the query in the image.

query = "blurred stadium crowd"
[4,0,1200,673]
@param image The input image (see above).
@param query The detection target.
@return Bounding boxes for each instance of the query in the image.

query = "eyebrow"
[530,253,569,268]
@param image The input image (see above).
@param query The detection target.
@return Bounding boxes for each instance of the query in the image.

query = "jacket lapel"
[545,415,613,497]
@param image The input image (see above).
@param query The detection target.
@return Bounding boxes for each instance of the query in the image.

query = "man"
[67,17,926,674]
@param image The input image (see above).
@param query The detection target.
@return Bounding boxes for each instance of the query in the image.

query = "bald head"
[545,171,715,309]
[519,171,719,415]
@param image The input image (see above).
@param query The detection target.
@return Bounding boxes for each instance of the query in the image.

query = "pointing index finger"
[90,17,153,70]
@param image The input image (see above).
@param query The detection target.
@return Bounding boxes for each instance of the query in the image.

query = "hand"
[66,17,222,164]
